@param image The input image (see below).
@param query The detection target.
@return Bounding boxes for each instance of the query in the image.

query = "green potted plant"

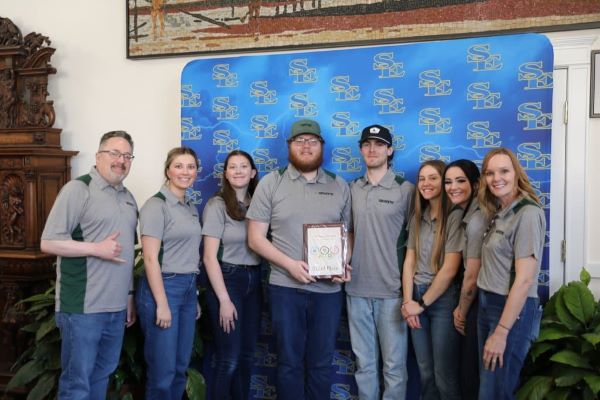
[6,249,206,400]
[517,268,600,400]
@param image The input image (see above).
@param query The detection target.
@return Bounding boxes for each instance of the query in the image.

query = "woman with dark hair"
[443,159,485,400]
[202,150,261,400]
[136,146,202,399]
[477,148,545,399]
[401,160,463,400]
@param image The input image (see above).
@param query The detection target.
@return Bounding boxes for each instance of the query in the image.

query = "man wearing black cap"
[345,124,414,400]
[247,119,352,399]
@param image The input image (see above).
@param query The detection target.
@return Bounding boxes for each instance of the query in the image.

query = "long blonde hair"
[477,147,541,220]
[412,160,450,273]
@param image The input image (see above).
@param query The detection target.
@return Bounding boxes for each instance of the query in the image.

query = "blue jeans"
[55,310,126,400]
[205,263,262,400]
[269,284,344,400]
[460,296,480,400]
[346,296,408,400]
[136,273,198,400]
[410,283,461,400]
[478,290,542,400]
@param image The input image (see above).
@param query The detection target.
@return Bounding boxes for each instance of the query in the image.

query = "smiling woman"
[135,146,203,399]
[476,147,545,400]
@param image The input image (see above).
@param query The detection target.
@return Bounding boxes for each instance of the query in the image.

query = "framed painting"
[127,0,600,59]
[592,50,600,118]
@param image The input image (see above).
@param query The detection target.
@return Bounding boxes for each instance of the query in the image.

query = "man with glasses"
[41,131,138,400]
[248,119,352,400]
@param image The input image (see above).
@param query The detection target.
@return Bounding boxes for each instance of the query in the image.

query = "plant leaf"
[546,387,571,400]
[550,350,592,369]
[186,367,206,400]
[554,367,590,387]
[563,282,595,324]
[26,372,57,400]
[35,315,56,342]
[6,360,45,389]
[555,291,582,331]
[581,267,591,286]
[537,326,576,342]
[584,375,600,394]
[516,376,552,400]
[529,342,555,362]
[582,332,600,346]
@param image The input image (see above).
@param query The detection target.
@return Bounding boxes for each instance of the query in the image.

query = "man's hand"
[331,264,352,283]
[288,261,316,284]
[95,232,125,262]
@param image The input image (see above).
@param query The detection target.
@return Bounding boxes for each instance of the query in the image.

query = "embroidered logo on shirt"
[318,191,334,196]
[379,199,394,204]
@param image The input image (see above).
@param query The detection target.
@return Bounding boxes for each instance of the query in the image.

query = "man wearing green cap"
[247,119,352,399]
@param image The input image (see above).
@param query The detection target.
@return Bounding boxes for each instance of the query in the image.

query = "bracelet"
[497,322,510,331]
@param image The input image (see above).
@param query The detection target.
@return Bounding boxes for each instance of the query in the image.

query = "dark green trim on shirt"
[152,191,167,201]
[396,220,409,280]
[278,166,288,176]
[76,174,92,186]
[394,175,405,185]
[323,169,336,179]
[60,223,87,313]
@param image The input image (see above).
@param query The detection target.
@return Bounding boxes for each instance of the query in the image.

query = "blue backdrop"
[181,33,553,399]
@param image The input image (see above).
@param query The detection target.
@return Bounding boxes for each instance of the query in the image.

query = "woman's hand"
[483,328,508,371]
[155,302,172,329]
[453,307,466,335]
[219,299,238,333]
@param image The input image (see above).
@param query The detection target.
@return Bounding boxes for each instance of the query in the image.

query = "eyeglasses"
[289,137,322,146]
[98,150,135,161]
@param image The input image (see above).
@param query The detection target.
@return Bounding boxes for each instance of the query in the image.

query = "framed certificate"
[303,223,346,278]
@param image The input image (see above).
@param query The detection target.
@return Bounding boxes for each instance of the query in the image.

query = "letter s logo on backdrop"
[289,58,317,83]
[331,112,359,137]
[290,93,318,117]
[251,115,278,138]
[372,52,405,78]
[466,44,503,71]
[212,64,239,87]
[250,81,278,105]
[330,76,360,101]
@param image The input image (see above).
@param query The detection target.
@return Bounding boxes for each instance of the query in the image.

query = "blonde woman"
[477,147,545,399]
[136,146,202,399]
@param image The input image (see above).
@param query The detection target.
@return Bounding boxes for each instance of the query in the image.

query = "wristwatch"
[418,298,428,310]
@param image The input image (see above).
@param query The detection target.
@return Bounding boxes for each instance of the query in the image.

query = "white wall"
[3,1,600,293]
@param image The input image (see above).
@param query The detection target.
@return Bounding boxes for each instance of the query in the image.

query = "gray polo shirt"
[139,185,202,274]
[477,197,545,298]
[462,200,486,262]
[42,167,138,314]
[246,164,352,293]
[346,169,414,298]
[408,206,463,285]
[202,196,260,266]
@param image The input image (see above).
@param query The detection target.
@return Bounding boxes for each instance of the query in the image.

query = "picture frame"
[591,50,600,118]
[303,223,346,278]
[126,0,600,59]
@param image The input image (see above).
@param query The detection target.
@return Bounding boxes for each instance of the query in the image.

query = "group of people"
[40,118,545,400]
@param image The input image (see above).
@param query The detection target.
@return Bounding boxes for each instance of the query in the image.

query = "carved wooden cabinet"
[0,17,77,392]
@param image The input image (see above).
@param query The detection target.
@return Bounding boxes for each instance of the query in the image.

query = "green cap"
[289,119,323,141]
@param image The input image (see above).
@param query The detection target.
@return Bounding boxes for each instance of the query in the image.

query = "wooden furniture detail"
[0,16,77,394]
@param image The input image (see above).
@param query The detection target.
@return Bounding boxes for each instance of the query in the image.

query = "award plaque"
[303,223,346,278]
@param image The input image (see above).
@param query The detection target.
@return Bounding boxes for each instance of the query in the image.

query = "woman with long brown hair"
[202,150,261,400]
[401,159,463,400]
[477,147,545,399]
